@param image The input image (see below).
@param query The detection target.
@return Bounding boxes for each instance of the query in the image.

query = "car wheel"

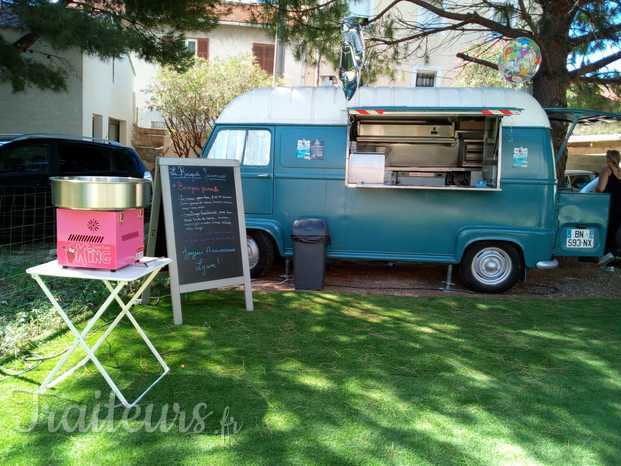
[247,230,276,278]
[460,242,522,293]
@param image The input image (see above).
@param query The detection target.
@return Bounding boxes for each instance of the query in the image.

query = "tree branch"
[260,0,339,15]
[368,0,534,39]
[456,52,499,70]
[368,21,469,46]
[570,23,621,47]
[579,75,621,85]
[12,0,72,53]
[516,0,537,34]
[569,50,621,77]
[13,32,40,53]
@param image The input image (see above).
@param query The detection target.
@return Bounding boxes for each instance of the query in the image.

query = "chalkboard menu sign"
[148,158,253,324]
[168,165,243,285]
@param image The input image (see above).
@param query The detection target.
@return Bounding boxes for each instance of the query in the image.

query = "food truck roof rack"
[217,87,545,128]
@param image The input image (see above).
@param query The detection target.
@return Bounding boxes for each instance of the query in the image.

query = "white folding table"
[27,257,172,409]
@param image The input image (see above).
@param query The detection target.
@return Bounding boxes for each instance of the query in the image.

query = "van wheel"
[460,242,522,293]
[247,231,275,278]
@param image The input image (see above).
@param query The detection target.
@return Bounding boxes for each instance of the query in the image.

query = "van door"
[240,128,274,214]
[204,127,274,214]
[544,108,621,257]
[554,192,610,257]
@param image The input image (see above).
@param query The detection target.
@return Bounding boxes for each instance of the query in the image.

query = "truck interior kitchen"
[346,112,503,190]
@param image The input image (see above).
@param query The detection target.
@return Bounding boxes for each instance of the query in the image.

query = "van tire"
[248,230,275,278]
[460,242,522,293]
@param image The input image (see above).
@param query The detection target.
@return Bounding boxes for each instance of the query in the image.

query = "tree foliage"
[150,55,274,157]
[455,47,621,135]
[0,0,221,92]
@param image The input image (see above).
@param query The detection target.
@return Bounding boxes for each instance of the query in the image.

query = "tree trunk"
[531,7,572,179]
[533,68,570,179]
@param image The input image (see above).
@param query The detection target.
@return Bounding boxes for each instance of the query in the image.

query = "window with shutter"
[197,38,209,60]
[252,43,275,75]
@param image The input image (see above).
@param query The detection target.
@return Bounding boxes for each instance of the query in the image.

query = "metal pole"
[443,264,454,291]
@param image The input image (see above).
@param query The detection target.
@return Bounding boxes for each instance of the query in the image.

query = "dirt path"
[252,258,621,298]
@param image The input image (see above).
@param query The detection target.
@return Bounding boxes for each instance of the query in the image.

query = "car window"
[244,130,271,166]
[58,143,111,173]
[0,143,49,174]
[572,175,592,190]
[113,149,140,175]
[207,129,271,166]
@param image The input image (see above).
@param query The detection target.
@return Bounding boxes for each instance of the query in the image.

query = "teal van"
[202,87,612,292]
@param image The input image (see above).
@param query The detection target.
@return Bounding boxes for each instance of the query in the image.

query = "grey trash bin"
[292,218,330,290]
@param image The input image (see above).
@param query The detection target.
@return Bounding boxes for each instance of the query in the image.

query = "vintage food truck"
[202,86,611,292]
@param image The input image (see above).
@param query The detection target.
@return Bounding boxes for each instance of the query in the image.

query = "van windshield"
[207,129,270,166]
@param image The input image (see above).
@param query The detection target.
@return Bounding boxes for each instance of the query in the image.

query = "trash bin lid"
[292,218,329,237]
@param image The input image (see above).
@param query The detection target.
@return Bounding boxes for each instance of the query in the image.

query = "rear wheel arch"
[246,229,279,278]
[461,238,526,267]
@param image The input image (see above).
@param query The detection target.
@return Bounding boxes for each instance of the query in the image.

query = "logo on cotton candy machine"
[87,218,101,232]
[61,243,113,266]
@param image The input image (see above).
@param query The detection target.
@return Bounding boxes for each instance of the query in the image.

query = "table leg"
[101,269,171,407]
[31,274,131,407]
[70,269,163,372]
[32,274,126,394]
[103,269,170,371]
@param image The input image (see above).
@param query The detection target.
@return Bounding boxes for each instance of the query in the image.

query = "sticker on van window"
[296,139,310,159]
[310,139,325,160]
[296,139,325,160]
[513,147,528,168]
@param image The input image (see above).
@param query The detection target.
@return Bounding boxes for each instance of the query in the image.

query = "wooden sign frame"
[148,157,253,324]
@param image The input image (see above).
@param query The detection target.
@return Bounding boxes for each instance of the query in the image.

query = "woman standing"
[596,149,621,262]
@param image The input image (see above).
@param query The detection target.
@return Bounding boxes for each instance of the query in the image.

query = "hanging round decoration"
[497,37,542,84]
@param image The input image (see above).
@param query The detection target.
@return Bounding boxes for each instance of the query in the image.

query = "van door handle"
[256,173,271,178]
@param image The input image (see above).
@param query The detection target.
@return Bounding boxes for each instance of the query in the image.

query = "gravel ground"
[252,257,621,298]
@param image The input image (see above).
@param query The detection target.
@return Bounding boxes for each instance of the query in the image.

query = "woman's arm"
[596,166,611,192]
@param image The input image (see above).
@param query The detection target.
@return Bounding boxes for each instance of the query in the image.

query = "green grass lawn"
[1,291,620,465]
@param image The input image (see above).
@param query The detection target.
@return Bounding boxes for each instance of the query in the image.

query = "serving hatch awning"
[545,108,621,162]
[348,106,524,117]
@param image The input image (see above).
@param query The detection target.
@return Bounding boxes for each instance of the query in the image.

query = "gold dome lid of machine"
[50,176,151,210]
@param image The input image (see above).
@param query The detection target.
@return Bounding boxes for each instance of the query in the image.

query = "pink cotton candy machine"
[51,176,151,271]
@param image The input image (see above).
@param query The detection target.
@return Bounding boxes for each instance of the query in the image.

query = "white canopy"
[217,86,551,128]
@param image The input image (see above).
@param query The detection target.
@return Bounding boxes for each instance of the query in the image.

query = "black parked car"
[0,134,150,246]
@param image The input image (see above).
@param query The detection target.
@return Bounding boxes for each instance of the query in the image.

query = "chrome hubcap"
[247,236,260,270]
[471,247,512,286]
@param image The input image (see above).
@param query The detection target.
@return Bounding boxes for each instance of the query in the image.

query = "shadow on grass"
[2,290,621,465]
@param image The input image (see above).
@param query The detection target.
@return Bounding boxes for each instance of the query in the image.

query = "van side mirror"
[339,17,366,101]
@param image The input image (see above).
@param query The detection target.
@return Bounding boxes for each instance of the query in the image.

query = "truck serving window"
[208,129,270,166]
[345,113,502,191]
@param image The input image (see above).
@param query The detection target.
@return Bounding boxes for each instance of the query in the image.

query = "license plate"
[566,228,594,248]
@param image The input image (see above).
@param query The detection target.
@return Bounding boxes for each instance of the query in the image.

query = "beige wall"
[82,54,135,145]
[568,137,621,172]
[0,29,83,135]
[0,29,135,144]
[203,24,274,60]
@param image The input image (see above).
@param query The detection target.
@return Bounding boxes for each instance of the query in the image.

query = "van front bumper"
[535,259,559,270]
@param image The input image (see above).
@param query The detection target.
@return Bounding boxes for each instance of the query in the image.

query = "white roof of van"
[217,86,550,128]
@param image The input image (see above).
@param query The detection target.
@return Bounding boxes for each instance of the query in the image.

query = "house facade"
[0,11,135,145]
[134,2,476,129]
